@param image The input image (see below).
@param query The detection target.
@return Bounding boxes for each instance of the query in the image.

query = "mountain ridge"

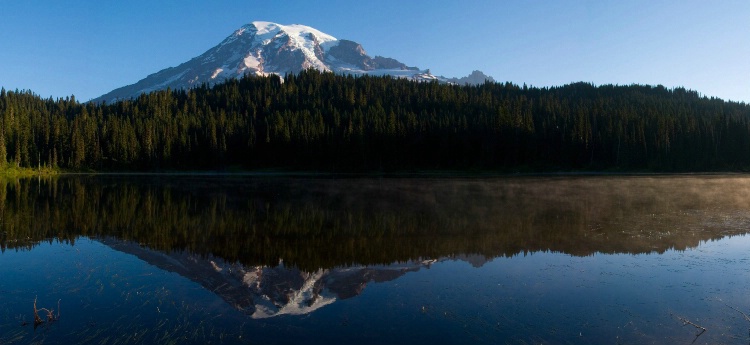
[94,21,492,103]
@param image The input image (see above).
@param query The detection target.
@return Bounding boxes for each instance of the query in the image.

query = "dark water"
[1,175,750,344]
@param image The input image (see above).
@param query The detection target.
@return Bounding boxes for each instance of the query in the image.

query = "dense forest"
[1,69,749,171]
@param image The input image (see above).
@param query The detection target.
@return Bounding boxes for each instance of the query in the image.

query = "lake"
[1,174,750,344]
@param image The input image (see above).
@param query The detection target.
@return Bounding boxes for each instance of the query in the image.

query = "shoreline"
[16,169,750,179]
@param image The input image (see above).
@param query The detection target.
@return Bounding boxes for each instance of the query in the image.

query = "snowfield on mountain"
[94,21,495,103]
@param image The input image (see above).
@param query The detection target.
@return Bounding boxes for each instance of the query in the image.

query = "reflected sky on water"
[1,175,750,344]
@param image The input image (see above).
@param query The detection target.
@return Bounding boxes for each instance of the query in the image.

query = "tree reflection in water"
[2,175,750,344]
[3,175,750,269]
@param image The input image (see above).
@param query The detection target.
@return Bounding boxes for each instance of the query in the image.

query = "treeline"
[1,69,749,171]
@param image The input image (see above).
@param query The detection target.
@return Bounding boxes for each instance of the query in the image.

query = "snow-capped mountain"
[94,21,450,103]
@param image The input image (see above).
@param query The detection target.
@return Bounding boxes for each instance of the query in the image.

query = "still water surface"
[1,175,750,344]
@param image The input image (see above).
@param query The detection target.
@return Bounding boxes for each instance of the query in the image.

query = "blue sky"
[0,0,748,102]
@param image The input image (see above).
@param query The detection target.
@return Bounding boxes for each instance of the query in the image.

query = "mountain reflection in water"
[2,175,750,344]
[100,237,439,319]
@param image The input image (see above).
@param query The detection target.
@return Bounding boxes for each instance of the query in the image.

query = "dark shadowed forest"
[1,69,749,172]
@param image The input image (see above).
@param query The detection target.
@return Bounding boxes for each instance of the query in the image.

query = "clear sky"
[0,0,748,103]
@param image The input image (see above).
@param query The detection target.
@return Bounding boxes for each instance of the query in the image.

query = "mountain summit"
[94,21,447,103]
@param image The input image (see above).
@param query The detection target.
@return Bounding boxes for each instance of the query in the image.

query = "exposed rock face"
[327,39,372,70]
[372,56,418,70]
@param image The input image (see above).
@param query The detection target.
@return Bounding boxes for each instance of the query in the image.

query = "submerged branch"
[32,296,60,327]
[32,297,42,326]
[671,313,706,344]
[726,303,750,322]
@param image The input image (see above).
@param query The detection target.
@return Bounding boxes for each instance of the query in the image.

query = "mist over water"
[4,175,750,261]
